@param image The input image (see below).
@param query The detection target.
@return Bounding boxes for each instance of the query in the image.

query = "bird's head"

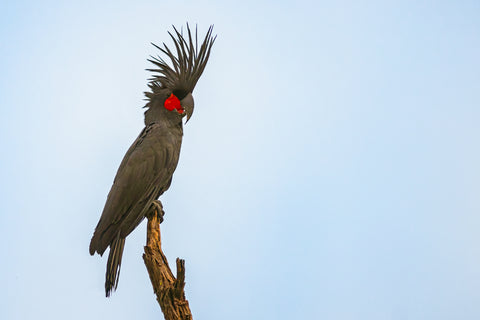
[144,24,216,125]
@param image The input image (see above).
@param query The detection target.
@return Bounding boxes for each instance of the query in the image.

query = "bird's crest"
[145,24,216,101]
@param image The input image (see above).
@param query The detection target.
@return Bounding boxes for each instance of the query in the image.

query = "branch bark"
[143,210,193,320]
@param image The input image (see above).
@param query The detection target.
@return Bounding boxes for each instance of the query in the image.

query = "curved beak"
[180,93,194,123]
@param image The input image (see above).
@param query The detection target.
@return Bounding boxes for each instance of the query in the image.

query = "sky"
[1,1,479,319]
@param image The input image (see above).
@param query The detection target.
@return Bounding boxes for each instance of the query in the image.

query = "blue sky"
[1,1,479,319]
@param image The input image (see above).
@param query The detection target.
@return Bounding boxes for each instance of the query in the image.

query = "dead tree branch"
[143,210,193,320]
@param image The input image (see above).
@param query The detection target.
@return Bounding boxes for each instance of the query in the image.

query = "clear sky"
[1,1,479,319]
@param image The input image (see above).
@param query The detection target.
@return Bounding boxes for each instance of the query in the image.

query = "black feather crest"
[145,24,216,101]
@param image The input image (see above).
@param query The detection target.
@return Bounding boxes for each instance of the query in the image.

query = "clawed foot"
[149,200,165,223]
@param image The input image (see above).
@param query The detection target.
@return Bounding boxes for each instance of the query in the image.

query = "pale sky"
[1,1,480,319]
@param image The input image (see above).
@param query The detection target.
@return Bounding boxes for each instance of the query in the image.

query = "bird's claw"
[150,200,165,223]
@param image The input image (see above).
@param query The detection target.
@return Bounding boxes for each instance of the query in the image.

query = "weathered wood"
[143,209,193,320]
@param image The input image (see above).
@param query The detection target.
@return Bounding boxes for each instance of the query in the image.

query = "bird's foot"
[149,200,165,223]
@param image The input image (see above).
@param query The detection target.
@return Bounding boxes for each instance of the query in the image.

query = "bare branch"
[143,210,193,320]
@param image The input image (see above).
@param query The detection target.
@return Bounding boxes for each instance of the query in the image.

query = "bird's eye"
[164,93,181,111]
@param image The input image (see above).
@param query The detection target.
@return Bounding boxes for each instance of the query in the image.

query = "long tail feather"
[105,235,126,297]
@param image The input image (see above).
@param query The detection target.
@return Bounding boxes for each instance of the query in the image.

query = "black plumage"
[89,24,215,297]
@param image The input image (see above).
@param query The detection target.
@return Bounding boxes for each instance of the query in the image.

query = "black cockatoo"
[89,25,215,297]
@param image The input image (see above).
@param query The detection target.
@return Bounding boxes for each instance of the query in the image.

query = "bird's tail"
[105,234,125,297]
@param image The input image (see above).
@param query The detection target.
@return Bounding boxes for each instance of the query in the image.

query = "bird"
[89,24,215,297]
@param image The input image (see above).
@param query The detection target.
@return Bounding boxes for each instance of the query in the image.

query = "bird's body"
[89,25,215,296]
[89,117,183,255]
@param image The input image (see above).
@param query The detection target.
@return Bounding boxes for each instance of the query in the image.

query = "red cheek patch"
[164,93,181,112]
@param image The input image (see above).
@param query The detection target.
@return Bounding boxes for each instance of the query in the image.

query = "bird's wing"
[90,123,181,255]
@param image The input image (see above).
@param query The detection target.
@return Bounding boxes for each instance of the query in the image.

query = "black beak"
[180,93,194,123]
